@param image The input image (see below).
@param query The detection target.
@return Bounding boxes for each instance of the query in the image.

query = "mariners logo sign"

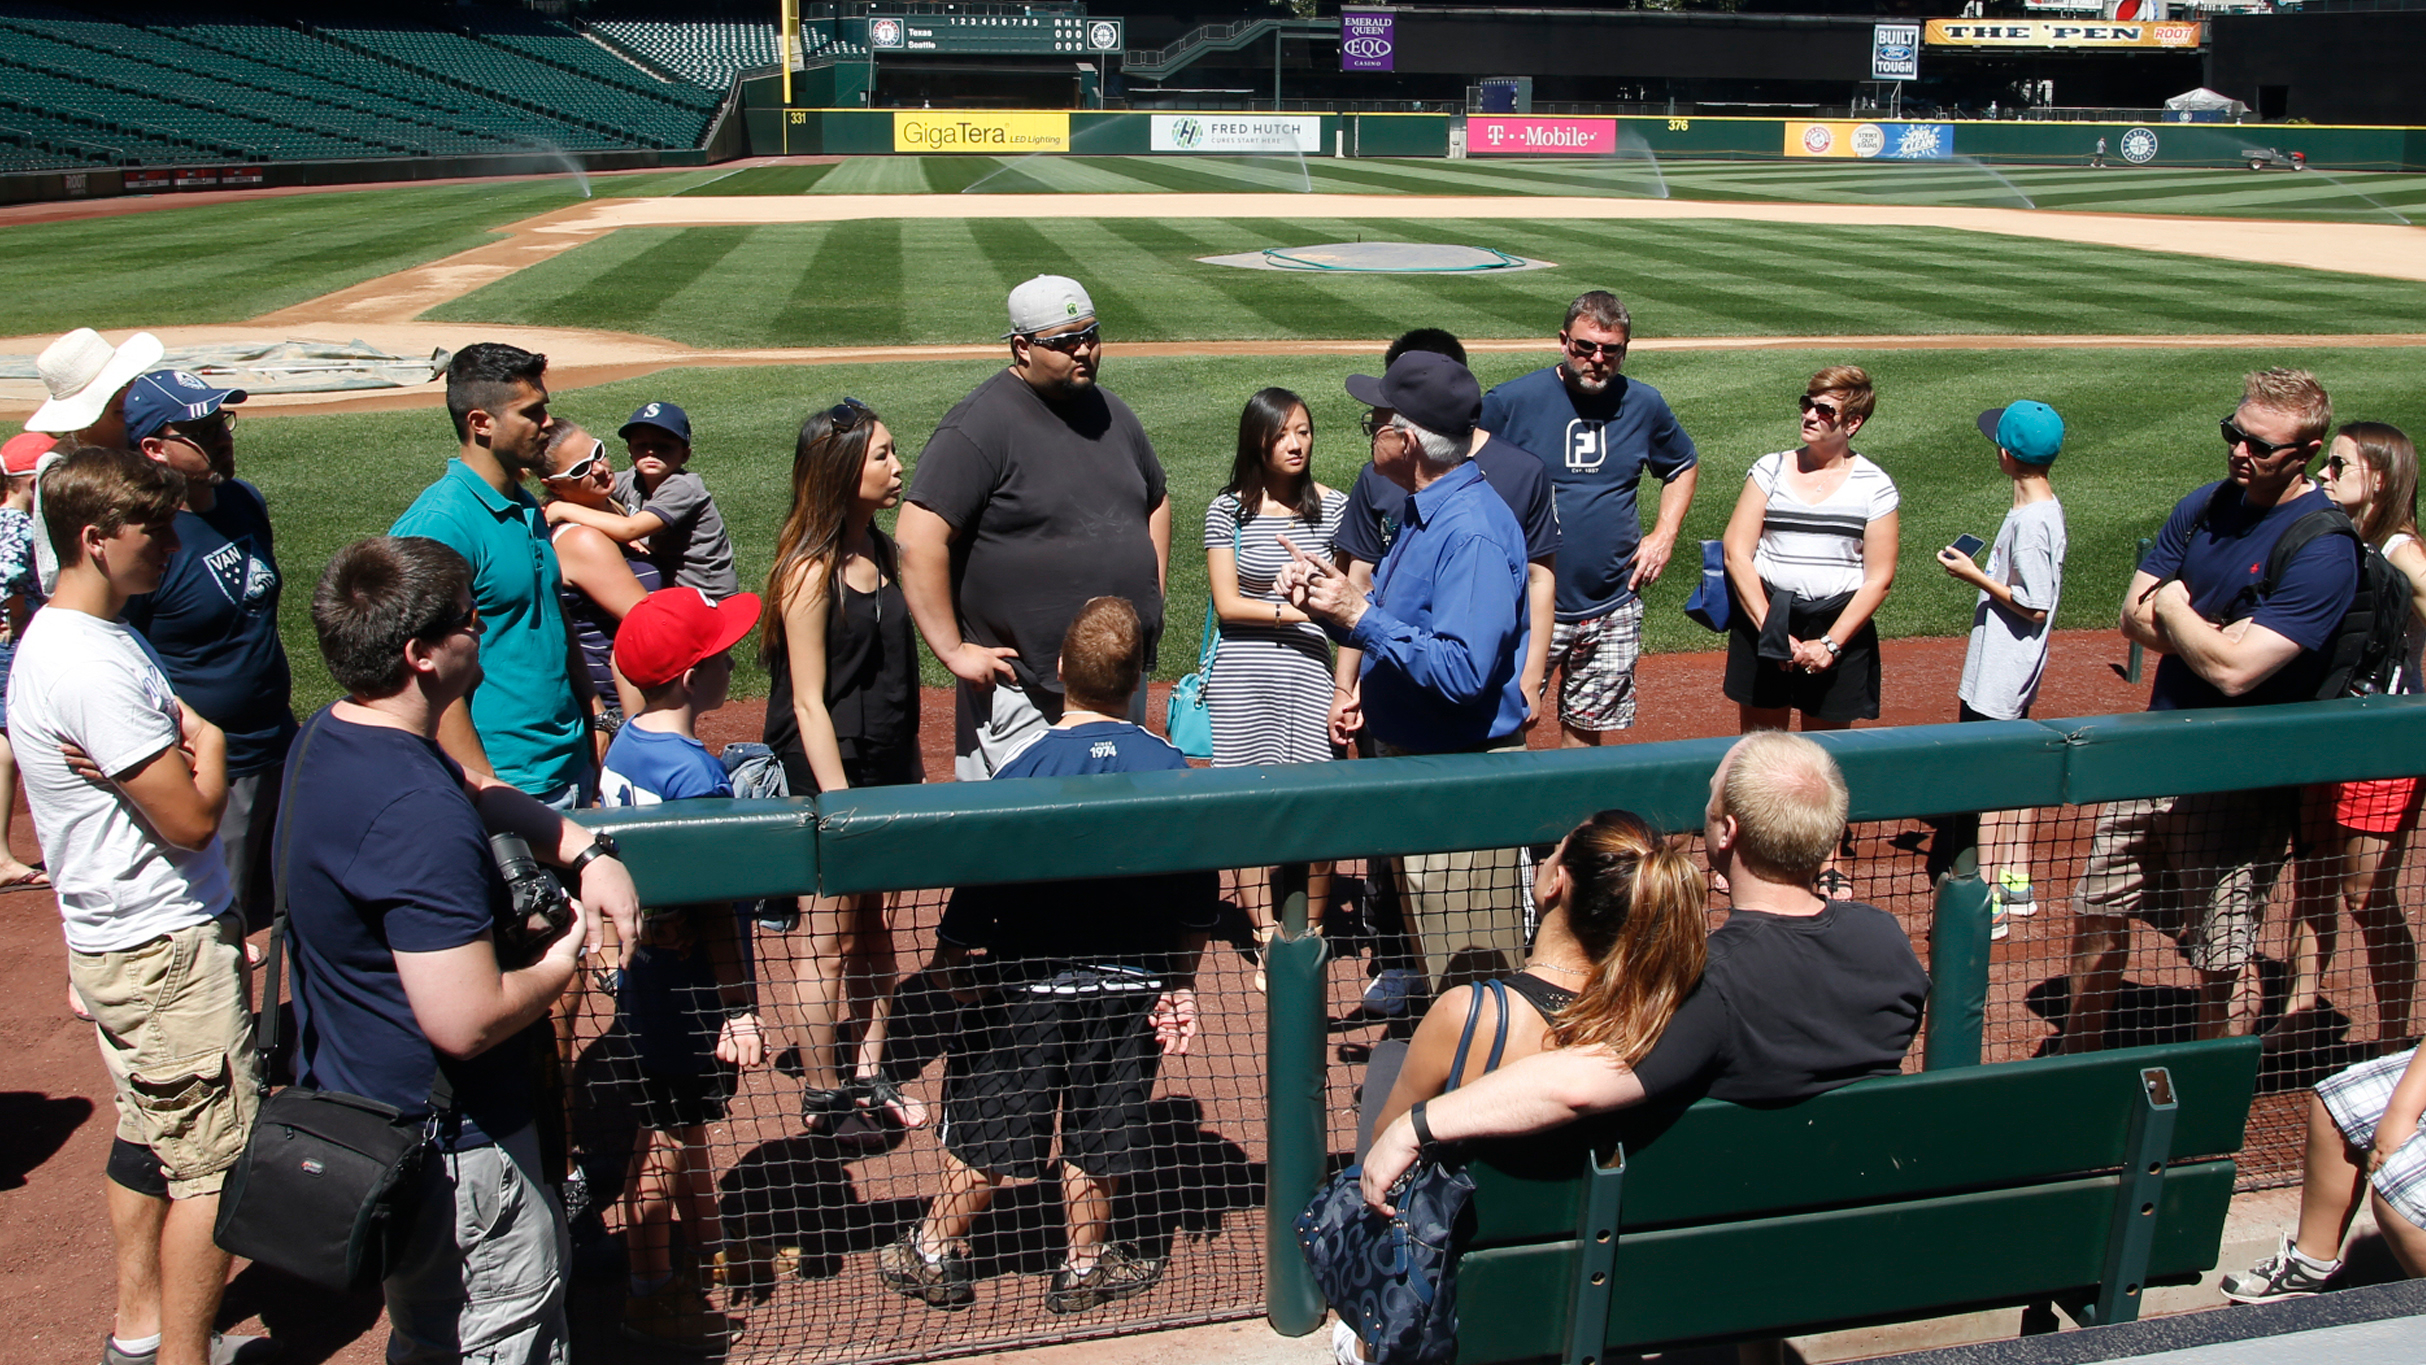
[2120,127,2159,164]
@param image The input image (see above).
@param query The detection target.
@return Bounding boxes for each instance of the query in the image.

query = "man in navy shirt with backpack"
[2065,368,2361,1050]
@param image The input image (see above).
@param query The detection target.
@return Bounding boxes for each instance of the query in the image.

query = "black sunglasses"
[423,598,480,639]
[2220,418,2307,459]
[1798,394,1843,423]
[1022,323,1101,354]
[1361,411,1397,440]
[828,397,871,432]
[1563,335,1626,361]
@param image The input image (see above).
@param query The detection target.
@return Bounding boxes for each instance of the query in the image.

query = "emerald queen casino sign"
[1341,10,1394,71]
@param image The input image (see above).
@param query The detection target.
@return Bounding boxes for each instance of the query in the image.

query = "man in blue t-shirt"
[124,369,296,930]
[880,597,1215,1317]
[1478,292,1698,747]
[2066,368,2359,1051]
[280,536,640,1361]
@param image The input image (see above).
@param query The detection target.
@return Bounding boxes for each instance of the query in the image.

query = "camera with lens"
[489,832,575,966]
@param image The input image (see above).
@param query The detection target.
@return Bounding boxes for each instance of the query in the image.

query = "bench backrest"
[1453,1038,2261,1362]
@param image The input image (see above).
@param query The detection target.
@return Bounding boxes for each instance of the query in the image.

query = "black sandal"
[848,1074,926,1129]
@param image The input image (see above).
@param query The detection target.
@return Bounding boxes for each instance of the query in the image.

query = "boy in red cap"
[601,587,768,1349]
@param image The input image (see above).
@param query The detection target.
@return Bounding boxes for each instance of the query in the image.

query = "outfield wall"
[744,106,2426,170]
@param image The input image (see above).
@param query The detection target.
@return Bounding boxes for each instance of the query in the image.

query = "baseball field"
[6,152,2426,708]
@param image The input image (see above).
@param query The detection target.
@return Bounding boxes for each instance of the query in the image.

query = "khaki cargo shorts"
[2076,790,2295,975]
[68,911,259,1198]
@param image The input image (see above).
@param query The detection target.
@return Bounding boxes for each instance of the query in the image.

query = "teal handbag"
[1164,515,1239,760]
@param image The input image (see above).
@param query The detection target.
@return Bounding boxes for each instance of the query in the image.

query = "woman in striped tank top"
[1204,388,1348,980]
[1720,365,1901,733]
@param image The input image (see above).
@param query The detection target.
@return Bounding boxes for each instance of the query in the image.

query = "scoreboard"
[864,15,1124,55]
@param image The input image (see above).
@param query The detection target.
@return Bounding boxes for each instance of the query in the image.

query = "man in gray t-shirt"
[898,275,1171,780]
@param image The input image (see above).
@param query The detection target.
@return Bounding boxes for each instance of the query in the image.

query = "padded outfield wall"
[743,105,2426,171]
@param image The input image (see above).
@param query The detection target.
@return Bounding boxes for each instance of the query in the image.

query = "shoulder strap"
[261,711,454,1116]
[1481,978,1511,1074]
[1442,979,1515,1093]
[1197,512,1243,673]
[2259,507,2361,598]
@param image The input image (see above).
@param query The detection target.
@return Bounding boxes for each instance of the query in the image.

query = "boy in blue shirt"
[601,586,767,1349]
[879,597,1217,1315]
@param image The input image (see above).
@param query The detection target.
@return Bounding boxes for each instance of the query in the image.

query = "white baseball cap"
[27,328,166,435]
[1003,275,1095,339]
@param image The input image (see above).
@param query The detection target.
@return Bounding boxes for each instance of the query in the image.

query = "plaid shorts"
[2317,1047,2426,1228]
[1546,599,1643,733]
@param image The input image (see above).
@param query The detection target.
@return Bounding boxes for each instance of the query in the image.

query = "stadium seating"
[588,20,782,90]
[0,3,731,169]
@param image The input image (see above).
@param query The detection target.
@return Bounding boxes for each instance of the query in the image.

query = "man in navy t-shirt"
[2067,368,2359,1050]
[880,596,1215,1317]
[281,535,639,1362]
[1478,292,1698,747]
[125,370,296,929]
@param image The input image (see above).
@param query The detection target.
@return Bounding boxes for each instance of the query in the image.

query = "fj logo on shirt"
[1565,419,1609,473]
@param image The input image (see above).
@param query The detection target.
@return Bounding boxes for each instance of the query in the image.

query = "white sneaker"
[1362,967,1422,1016]
[1332,1318,1369,1365]
[1990,901,2010,942]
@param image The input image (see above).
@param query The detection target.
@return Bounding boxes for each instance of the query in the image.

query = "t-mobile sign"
[1467,116,1616,154]
[1340,9,1394,71]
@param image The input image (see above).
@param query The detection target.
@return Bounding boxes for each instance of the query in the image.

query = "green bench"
[1448,1037,2261,1363]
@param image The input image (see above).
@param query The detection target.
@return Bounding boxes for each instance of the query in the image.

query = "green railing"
[573,693,2426,1350]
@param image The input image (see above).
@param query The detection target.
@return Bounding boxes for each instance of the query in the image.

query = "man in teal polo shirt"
[389,343,592,806]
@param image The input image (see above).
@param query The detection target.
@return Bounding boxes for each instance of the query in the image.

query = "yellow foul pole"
[780,0,798,107]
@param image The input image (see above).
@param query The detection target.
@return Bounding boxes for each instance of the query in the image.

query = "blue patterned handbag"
[1683,538,1731,633]
[1296,982,1510,1365]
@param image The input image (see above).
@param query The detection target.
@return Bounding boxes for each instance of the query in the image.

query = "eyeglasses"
[2220,418,2307,459]
[828,397,871,432]
[1361,411,1399,440]
[1799,395,1843,423]
[542,439,607,483]
[1022,323,1101,354]
[164,412,237,445]
[1563,335,1627,361]
[425,599,481,639]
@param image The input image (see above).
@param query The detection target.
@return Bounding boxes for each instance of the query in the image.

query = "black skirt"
[1722,583,1882,721]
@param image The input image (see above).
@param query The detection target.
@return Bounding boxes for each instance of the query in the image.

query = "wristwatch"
[565,831,621,877]
[1409,1099,1439,1151]
[1818,636,1841,657]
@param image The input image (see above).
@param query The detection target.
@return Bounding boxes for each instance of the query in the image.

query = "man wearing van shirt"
[124,369,295,932]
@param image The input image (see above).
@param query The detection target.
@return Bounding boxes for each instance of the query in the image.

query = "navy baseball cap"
[124,369,246,445]
[1344,352,1480,441]
[1978,401,2064,465]
[619,401,692,445]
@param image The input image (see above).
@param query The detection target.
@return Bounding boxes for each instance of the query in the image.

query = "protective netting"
[551,784,2418,1358]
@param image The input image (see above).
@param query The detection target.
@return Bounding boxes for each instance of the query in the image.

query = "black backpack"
[2197,487,2412,698]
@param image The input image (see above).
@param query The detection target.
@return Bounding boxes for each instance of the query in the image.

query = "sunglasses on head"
[542,439,607,483]
[828,397,871,432]
[1563,335,1626,361]
[1798,394,1843,423]
[2220,418,2307,459]
[1022,323,1100,354]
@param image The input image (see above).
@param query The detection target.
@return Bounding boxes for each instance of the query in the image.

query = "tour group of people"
[11,275,2425,1362]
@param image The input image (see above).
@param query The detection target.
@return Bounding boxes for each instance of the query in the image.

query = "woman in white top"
[1720,365,1901,733]
[1204,387,1348,977]
[2288,421,2426,1045]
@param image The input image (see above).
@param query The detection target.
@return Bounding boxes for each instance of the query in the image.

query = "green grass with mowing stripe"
[427,214,2426,349]
[240,348,2426,711]
[0,180,596,338]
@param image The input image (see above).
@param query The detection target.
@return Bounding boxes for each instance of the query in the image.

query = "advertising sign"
[892,111,1069,152]
[1871,24,1919,81]
[1340,10,1394,72]
[1923,19,2201,48]
[1466,116,1615,155]
[221,167,265,186]
[1150,115,1321,153]
[1785,122,1955,161]
[126,171,170,191]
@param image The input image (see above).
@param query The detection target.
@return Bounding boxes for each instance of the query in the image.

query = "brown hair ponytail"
[1545,812,1709,1063]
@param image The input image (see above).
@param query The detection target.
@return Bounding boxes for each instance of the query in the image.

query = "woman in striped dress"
[1205,388,1348,966]
[1721,364,1901,733]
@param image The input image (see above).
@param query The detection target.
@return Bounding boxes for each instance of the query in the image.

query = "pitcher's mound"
[1200,241,1555,273]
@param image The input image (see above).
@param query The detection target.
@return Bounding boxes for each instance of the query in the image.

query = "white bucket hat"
[27,328,166,435]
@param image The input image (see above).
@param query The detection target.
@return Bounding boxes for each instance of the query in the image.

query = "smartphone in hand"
[1949,533,1987,559]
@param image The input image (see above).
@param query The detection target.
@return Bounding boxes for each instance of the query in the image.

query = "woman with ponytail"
[1369,809,1707,1135]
